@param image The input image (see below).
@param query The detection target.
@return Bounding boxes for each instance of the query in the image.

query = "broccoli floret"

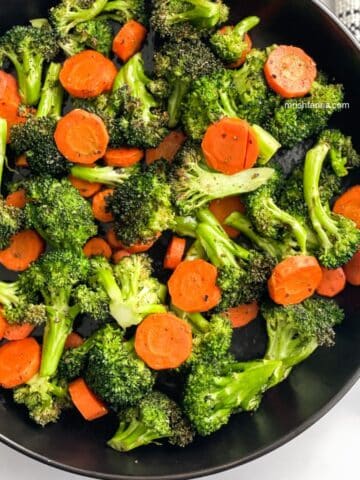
[210,16,260,64]
[100,0,146,24]
[170,143,274,215]
[24,176,97,249]
[267,80,344,148]
[13,374,69,427]
[183,358,280,435]
[90,254,166,329]
[319,129,360,177]
[107,161,175,246]
[154,38,221,127]
[113,53,169,148]
[70,164,138,186]
[304,142,360,267]
[108,391,194,451]
[84,324,155,410]
[0,198,24,250]
[72,284,110,321]
[151,0,229,40]
[0,118,7,190]
[243,163,310,254]
[196,208,275,309]
[262,297,344,386]
[59,18,113,57]
[0,24,59,105]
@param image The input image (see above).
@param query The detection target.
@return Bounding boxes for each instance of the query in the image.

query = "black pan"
[0,1,359,479]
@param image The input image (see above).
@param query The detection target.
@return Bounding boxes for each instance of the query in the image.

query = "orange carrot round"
[55,109,109,164]
[15,153,29,168]
[125,235,160,253]
[202,118,258,175]
[83,237,112,259]
[0,230,45,272]
[5,189,27,208]
[343,251,360,286]
[0,70,20,100]
[112,20,147,63]
[0,338,41,389]
[92,189,114,223]
[69,175,102,198]
[59,50,117,98]
[164,236,186,270]
[264,45,317,98]
[112,249,131,264]
[65,332,84,350]
[3,322,35,341]
[168,259,221,312]
[145,131,186,165]
[316,267,346,298]
[268,255,323,305]
[104,147,144,167]
[0,71,23,142]
[333,185,360,228]
[209,196,245,239]
[227,302,259,328]
[135,313,193,370]
[69,378,109,421]
[106,228,124,249]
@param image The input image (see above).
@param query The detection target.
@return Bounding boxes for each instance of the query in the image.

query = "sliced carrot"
[112,249,131,264]
[3,322,35,341]
[333,185,360,228]
[104,147,144,167]
[68,175,102,198]
[0,101,26,143]
[0,338,41,389]
[0,230,45,272]
[0,308,7,340]
[202,117,258,175]
[15,153,29,168]
[343,251,360,286]
[5,189,27,208]
[92,189,114,223]
[209,196,245,239]
[145,131,186,165]
[112,20,148,63]
[227,302,259,328]
[168,259,221,313]
[164,236,186,270]
[69,378,109,421]
[316,267,346,298]
[264,45,317,98]
[65,332,84,350]
[59,50,117,98]
[268,255,323,305]
[135,313,192,370]
[106,227,124,249]
[0,71,23,142]
[0,70,20,100]
[55,109,109,164]
[83,237,112,259]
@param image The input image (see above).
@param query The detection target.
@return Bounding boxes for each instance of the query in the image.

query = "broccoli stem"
[251,124,281,165]
[0,118,7,191]
[187,312,210,333]
[168,79,191,128]
[233,16,260,36]
[171,0,226,27]
[185,239,205,260]
[41,294,80,378]
[37,62,64,118]
[70,165,131,186]
[196,223,242,269]
[174,216,197,238]
[20,48,44,106]
[225,212,283,259]
[304,144,338,249]
[108,418,164,452]
[58,0,108,35]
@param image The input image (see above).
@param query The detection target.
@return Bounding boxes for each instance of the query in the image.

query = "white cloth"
[335,0,360,40]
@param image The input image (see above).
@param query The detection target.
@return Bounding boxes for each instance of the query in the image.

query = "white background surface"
[1,0,359,479]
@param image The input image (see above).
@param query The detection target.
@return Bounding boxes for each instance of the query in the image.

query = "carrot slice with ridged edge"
[0,338,41,389]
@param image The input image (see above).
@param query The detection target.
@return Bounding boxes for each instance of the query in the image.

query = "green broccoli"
[99,0,146,24]
[319,129,360,177]
[107,161,175,247]
[262,297,344,386]
[170,143,274,215]
[24,176,97,249]
[112,53,169,148]
[303,142,360,268]
[90,254,166,329]
[72,283,110,321]
[183,358,280,436]
[59,18,113,57]
[0,118,7,190]
[0,198,24,250]
[70,164,138,186]
[154,38,221,127]
[195,208,275,309]
[210,16,260,64]
[108,391,194,451]
[0,24,59,105]
[151,0,229,39]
